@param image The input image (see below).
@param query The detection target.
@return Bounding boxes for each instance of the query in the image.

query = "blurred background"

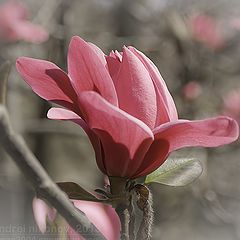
[0,0,240,239]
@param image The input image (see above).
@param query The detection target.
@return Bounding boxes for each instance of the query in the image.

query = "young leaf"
[57,182,105,201]
[145,158,203,186]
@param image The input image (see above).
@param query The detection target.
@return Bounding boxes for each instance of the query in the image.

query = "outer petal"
[128,47,178,125]
[88,42,107,66]
[154,116,239,152]
[133,139,169,178]
[32,198,56,233]
[89,44,122,81]
[47,108,105,173]
[68,201,120,240]
[114,47,157,129]
[16,57,79,112]
[78,91,154,177]
[67,36,118,106]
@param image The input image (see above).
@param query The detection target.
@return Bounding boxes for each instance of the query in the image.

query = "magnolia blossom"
[32,198,57,233]
[223,89,240,126]
[16,36,239,178]
[188,14,225,50]
[32,198,120,240]
[0,0,48,43]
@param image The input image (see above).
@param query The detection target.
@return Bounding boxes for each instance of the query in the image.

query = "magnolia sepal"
[57,182,108,202]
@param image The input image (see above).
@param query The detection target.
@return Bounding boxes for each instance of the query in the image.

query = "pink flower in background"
[32,198,56,233]
[182,81,202,100]
[67,201,120,240]
[32,198,120,240]
[189,14,225,50]
[223,89,240,126]
[230,17,240,31]
[0,0,48,43]
[16,36,239,178]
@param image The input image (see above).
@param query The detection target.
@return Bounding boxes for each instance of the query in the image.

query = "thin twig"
[109,177,131,240]
[0,63,105,239]
[0,107,105,239]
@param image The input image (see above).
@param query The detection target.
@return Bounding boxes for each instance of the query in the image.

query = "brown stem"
[109,177,130,240]
[0,66,105,239]
[0,106,105,239]
[128,197,135,240]
[116,204,130,240]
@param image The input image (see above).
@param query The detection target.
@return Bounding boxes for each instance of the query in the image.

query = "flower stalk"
[108,177,154,240]
[109,177,131,240]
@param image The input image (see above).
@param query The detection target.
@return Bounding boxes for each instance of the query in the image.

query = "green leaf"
[145,158,203,187]
[57,182,104,201]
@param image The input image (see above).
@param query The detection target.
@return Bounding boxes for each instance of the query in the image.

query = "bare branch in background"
[0,61,11,105]
[0,62,105,240]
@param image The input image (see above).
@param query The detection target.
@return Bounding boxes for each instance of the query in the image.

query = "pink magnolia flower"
[0,0,48,43]
[223,89,240,126]
[16,36,239,178]
[182,81,202,100]
[67,201,120,240]
[188,14,225,50]
[229,17,240,31]
[32,198,120,240]
[32,198,57,233]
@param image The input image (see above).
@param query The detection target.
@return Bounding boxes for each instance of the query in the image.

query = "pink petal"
[88,42,107,66]
[47,107,84,125]
[67,228,84,240]
[47,108,105,173]
[68,201,120,240]
[154,117,239,152]
[133,139,169,178]
[78,91,154,177]
[108,50,122,61]
[16,57,79,113]
[67,36,118,106]
[128,47,178,125]
[32,198,56,233]
[114,47,157,129]
[12,21,49,43]
[109,50,116,58]
[105,55,121,81]
[114,50,123,61]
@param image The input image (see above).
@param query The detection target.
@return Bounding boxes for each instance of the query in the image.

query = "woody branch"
[0,62,105,240]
